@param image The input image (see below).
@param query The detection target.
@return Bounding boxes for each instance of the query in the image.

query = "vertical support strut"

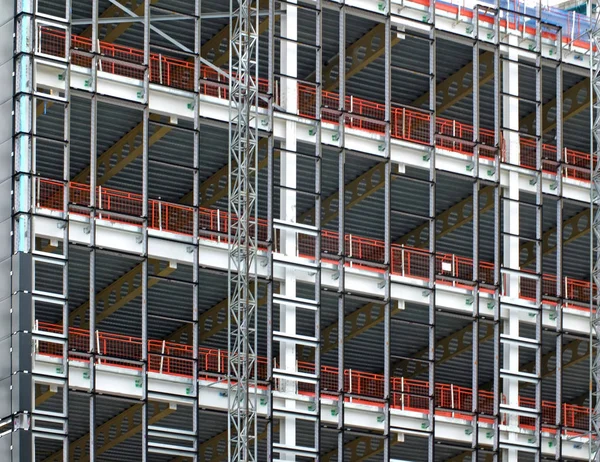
[590,2,600,458]
[228,0,259,461]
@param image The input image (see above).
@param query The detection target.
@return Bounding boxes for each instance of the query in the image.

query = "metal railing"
[37,28,593,183]
[36,178,594,309]
[35,321,589,432]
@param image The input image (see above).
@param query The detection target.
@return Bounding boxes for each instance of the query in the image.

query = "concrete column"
[279,1,298,458]
[502,33,521,460]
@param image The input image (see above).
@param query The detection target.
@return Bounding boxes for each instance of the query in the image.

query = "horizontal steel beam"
[413,51,495,113]
[42,401,175,462]
[520,209,589,268]
[68,259,176,328]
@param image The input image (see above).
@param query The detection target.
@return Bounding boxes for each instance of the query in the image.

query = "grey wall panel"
[0,376,11,417]
[0,99,13,146]
[0,140,10,184]
[11,373,31,414]
[11,332,31,374]
[0,179,10,224]
[0,256,10,302]
[0,297,9,341]
[0,431,11,457]
[0,61,14,106]
[0,336,10,381]
[11,293,30,334]
[0,20,14,70]
[0,2,14,29]
[0,219,9,262]
[12,253,31,294]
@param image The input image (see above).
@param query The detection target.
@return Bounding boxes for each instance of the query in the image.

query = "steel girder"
[68,258,176,328]
[41,401,175,462]
[520,78,590,135]
[80,0,160,42]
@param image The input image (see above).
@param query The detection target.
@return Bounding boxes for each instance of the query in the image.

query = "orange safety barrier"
[39,28,270,99]
[298,83,593,181]
[35,178,595,309]
[35,321,589,431]
[36,29,593,183]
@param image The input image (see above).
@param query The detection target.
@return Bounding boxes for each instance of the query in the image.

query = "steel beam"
[520,209,589,268]
[165,282,269,344]
[71,114,169,185]
[321,435,388,462]
[392,323,494,379]
[520,78,590,135]
[34,384,56,408]
[569,390,590,406]
[299,163,386,227]
[68,258,176,328]
[413,51,494,114]
[520,338,589,381]
[316,24,401,92]
[481,338,589,391]
[168,425,274,462]
[294,301,401,362]
[201,0,270,69]
[42,401,174,462]
[445,451,494,462]
[180,139,274,206]
[396,185,495,248]
[298,51,498,229]
[80,0,160,42]
[73,11,250,190]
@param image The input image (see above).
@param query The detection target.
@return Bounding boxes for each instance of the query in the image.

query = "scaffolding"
[227,0,260,461]
[590,0,600,458]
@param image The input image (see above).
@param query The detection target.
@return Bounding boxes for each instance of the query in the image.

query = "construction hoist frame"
[227,0,260,461]
[591,2,600,459]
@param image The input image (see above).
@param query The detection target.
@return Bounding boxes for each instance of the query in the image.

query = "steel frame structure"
[0,0,596,461]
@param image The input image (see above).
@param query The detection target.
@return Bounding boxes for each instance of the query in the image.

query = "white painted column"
[279,1,298,459]
[502,33,521,460]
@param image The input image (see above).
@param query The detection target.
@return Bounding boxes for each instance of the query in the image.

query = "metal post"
[228,0,260,460]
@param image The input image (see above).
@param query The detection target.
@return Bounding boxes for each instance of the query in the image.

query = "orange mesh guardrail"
[35,321,590,432]
[35,178,594,309]
[37,28,593,182]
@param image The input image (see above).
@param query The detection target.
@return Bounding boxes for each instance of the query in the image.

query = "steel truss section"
[227,0,260,461]
[591,1,600,458]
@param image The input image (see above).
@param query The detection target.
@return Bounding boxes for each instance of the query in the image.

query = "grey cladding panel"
[11,253,31,294]
[0,376,10,418]
[0,178,11,223]
[0,297,9,341]
[0,99,12,146]
[11,332,31,374]
[11,293,31,334]
[0,140,10,184]
[0,336,10,381]
[0,218,9,262]
[0,256,10,302]
[0,20,14,68]
[0,60,14,106]
[0,3,14,29]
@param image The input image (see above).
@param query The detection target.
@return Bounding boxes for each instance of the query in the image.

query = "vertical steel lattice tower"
[228,1,259,461]
[592,0,600,456]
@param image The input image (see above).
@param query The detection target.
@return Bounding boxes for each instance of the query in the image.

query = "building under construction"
[0,0,599,460]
